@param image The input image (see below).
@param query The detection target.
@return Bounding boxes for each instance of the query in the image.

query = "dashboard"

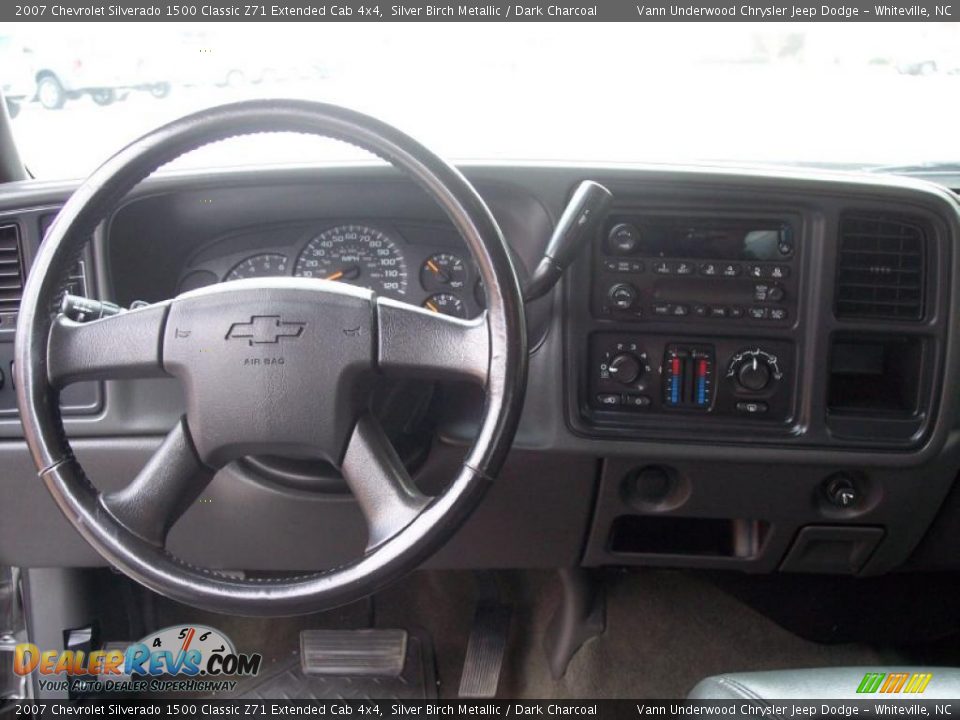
[2,163,960,581]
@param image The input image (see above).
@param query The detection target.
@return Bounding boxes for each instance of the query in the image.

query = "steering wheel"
[14,100,527,615]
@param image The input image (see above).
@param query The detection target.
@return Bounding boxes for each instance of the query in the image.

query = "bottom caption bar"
[5,701,960,718]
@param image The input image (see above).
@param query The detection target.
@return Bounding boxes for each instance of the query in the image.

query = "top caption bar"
[4,0,959,22]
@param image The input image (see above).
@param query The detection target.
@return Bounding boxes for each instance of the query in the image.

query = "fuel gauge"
[423,293,467,319]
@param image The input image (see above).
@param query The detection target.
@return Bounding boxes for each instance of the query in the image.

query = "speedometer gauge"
[294,224,408,297]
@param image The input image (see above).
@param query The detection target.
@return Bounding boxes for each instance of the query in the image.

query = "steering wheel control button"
[606,223,641,255]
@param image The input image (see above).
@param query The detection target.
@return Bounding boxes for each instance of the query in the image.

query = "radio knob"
[606,223,641,255]
[737,356,772,392]
[607,283,638,310]
[609,353,642,385]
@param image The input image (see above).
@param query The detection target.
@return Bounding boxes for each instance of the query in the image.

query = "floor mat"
[216,628,437,700]
[499,569,900,699]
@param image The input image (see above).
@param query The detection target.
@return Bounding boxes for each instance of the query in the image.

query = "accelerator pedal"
[458,603,512,698]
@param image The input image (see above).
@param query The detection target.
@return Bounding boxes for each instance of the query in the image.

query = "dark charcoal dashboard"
[1,163,960,580]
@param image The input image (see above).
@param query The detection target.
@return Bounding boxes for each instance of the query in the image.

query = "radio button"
[607,223,642,255]
[671,304,690,317]
[652,261,673,275]
[721,263,742,277]
[692,304,708,318]
[709,306,728,318]
[607,283,638,310]
[604,259,644,273]
[675,261,695,276]
[748,265,764,279]
[653,303,671,316]
[748,307,769,320]
[769,307,789,321]
[700,262,719,276]
[728,306,744,319]
[769,265,790,279]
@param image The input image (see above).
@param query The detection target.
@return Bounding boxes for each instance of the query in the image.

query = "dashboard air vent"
[835,214,925,321]
[0,223,25,315]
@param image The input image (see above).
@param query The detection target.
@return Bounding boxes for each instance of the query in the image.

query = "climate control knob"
[608,353,642,385]
[607,283,638,310]
[727,349,783,393]
[737,357,771,391]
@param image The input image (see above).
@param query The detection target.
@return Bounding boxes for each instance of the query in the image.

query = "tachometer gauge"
[420,253,468,292]
[225,253,289,281]
[423,293,467,319]
[294,224,408,297]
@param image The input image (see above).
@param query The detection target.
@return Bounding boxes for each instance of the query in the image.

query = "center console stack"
[581,209,801,436]
[565,182,948,450]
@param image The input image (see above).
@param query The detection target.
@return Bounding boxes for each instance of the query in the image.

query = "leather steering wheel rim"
[13,100,527,616]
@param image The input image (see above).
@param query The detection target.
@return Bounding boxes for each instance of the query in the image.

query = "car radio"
[592,214,798,324]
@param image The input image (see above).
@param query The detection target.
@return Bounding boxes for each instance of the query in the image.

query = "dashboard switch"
[609,353,642,385]
[824,474,859,509]
[607,283,638,310]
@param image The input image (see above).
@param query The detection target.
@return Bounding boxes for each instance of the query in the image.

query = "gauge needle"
[425,301,440,313]
[426,260,449,282]
[324,267,360,282]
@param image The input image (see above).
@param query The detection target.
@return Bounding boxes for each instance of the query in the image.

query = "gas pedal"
[458,603,511,698]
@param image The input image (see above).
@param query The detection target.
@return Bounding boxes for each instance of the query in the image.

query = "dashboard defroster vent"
[835,214,926,321]
[0,223,25,316]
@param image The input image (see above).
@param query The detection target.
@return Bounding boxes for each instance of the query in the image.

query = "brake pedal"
[300,629,407,677]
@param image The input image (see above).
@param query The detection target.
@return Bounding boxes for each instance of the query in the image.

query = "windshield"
[4,22,960,178]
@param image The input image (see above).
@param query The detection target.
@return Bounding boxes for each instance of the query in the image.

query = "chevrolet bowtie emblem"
[226,316,306,345]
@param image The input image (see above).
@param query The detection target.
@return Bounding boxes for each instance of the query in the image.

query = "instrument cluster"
[177,221,485,319]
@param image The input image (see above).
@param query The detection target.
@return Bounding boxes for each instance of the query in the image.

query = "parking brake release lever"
[524,180,613,302]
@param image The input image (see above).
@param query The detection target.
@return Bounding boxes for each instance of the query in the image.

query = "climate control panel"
[588,333,794,423]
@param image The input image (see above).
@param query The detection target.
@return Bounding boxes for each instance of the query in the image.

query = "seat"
[689,667,960,700]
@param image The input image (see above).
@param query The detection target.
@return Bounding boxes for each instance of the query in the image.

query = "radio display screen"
[630,218,793,261]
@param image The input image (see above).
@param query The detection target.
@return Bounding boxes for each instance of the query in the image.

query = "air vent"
[0,223,25,315]
[835,214,926,321]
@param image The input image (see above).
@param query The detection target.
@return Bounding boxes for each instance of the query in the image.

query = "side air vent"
[835,214,926,321]
[0,223,25,315]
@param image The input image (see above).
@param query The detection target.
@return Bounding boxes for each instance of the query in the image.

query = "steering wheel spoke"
[341,413,431,552]
[47,302,171,388]
[376,297,489,385]
[101,416,215,547]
